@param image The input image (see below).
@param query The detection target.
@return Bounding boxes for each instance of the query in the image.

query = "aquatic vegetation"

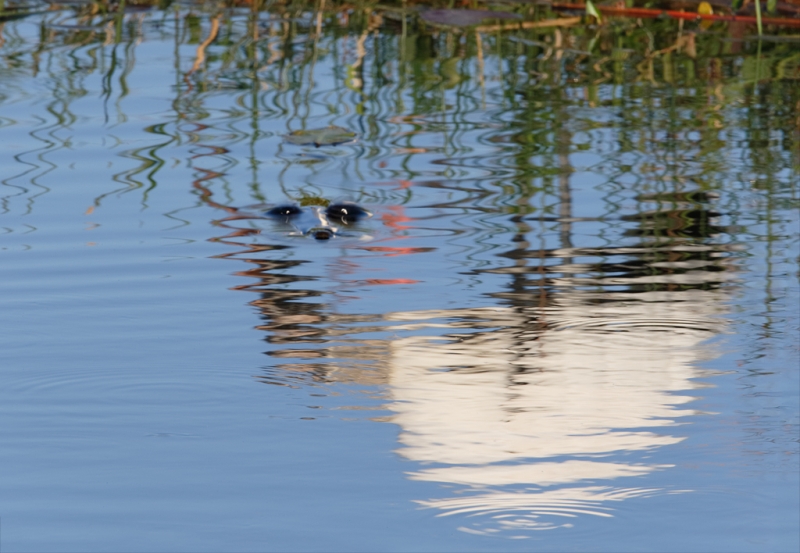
[283,125,358,147]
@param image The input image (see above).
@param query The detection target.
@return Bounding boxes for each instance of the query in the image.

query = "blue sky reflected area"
[0,4,798,551]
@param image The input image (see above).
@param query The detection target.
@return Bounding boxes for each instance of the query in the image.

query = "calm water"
[1,2,798,550]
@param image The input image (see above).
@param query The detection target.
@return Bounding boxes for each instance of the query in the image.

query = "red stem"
[551,2,800,27]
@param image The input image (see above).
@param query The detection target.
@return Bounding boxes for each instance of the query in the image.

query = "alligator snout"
[265,202,371,240]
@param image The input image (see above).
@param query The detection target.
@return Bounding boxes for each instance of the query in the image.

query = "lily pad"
[420,9,522,27]
[283,126,358,147]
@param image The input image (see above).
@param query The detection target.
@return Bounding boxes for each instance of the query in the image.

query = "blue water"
[1,5,798,551]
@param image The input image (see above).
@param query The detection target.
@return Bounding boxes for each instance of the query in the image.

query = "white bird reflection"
[384,290,726,533]
[230,189,735,535]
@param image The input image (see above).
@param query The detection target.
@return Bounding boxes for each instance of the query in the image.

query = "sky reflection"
[0,2,797,549]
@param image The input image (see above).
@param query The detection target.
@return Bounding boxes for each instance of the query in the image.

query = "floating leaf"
[283,126,357,147]
[585,0,603,22]
[420,8,521,27]
[297,195,330,207]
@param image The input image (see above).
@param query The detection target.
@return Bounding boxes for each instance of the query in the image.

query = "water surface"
[0,2,798,550]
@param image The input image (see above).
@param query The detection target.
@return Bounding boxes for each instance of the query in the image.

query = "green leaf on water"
[283,126,357,147]
[585,0,602,23]
[766,0,776,14]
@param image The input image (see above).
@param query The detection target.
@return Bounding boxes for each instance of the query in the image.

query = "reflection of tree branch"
[190,167,268,255]
[473,16,581,34]
[474,29,485,107]
[315,0,325,38]
[647,33,697,59]
[191,167,266,244]
[346,11,382,91]
[192,167,236,214]
[188,14,220,76]
[104,19,113,46]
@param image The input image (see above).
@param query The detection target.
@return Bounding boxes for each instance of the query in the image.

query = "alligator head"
[264,202,372,240]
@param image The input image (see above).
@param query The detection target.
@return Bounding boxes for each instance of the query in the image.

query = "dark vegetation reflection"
[2,0,798,537]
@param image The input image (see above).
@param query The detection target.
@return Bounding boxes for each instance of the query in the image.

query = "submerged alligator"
[263,202,372,240]
[192,179,373,241]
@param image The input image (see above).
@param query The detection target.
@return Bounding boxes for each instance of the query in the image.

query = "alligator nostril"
[312,229,333,240]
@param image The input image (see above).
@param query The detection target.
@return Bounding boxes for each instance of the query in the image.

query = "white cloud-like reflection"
[384,290,726,534]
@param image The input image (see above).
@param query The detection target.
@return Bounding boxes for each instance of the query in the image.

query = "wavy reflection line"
[418,486,683,533]
[4,115,60,215]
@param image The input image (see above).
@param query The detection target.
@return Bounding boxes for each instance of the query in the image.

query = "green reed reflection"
[1,0,797,248]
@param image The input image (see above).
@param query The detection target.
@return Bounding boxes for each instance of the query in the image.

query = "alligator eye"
[325,203,370,224]
[266,204,302,217]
